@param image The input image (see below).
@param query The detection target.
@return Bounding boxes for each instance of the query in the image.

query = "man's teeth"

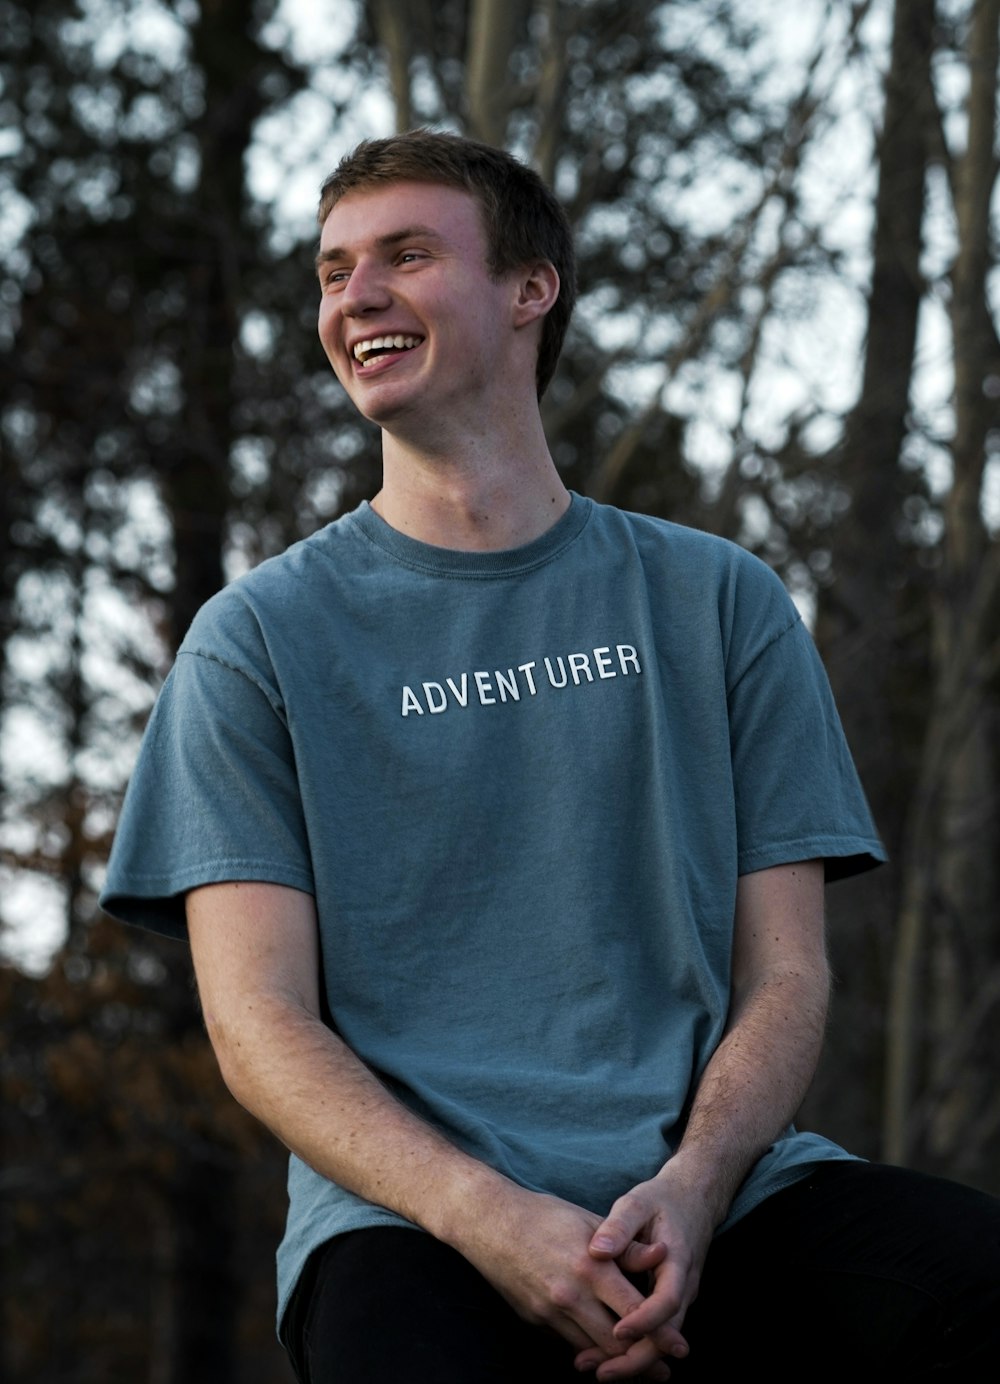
[354,335,422,364]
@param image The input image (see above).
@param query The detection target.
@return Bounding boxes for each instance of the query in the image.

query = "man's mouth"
[353,335,423,367]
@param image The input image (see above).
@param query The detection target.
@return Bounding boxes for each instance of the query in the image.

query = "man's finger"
[616,1238,667,1274]
[575,1341,669,1381]
[594,1333,674,1382]
[613,1268,691,1354]
[589,1206,647,1258]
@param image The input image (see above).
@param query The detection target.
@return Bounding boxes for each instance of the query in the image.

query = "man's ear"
[512,261,560,327]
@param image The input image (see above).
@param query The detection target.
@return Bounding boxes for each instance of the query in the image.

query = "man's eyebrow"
[315,225,446,273]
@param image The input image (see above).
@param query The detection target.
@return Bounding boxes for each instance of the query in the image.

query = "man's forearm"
[206,987,503,1245]
[661,959,829,1224]
[657,859,829,1224]
[187,880,505,1245]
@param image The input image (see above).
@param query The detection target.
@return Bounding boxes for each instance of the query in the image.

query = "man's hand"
[572,1171,714,1380]
[450,1180,687,1381]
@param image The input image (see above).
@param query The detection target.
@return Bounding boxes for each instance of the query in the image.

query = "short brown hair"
[317,129,576,398]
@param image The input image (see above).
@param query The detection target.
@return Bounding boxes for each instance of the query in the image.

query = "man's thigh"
[674,1161,1000,1382]
[282,1225,582,1384]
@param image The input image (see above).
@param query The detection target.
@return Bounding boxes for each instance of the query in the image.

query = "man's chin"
[353,392,417,429]
[334,363,409,418]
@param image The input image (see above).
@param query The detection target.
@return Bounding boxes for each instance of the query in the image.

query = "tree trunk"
[370,0,416,131]
[818,0,934,827]
[811,0,935,1159]
[886,0,1000,1176]
[160,0,271,649]
[465,0,526,145]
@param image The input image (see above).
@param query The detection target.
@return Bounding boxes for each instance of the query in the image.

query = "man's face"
[316,181,520,431]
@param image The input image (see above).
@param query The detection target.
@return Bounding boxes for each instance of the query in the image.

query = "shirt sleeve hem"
[737,835,888,882]
[99,862,316,939]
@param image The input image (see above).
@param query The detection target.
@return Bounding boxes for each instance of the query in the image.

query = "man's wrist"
[653,1146,744,1231]
[421,1154,517,1251]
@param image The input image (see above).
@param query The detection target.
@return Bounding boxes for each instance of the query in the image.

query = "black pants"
[282,1162,1000,1382]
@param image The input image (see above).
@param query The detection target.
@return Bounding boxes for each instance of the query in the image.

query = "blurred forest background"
[2,0,998,1379]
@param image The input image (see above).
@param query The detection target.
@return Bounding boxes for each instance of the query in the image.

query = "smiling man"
[101,130,1000,1383]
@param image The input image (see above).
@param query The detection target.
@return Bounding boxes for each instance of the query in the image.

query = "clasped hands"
[458,1174,711,1382]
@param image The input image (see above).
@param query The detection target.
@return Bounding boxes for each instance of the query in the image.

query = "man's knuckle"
[548,1276,581,1312]
[522,1294,556,1327]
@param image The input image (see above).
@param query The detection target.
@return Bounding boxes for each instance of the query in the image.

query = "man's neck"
[371,429,571,552]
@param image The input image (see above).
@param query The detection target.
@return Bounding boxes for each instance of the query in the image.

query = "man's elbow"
[200,1006,261,1109]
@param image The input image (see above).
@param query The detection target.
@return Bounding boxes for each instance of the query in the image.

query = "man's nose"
[341,259,391,316]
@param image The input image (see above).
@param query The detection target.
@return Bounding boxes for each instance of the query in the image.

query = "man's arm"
[186,880,681,1377]
[577,858,830,1380]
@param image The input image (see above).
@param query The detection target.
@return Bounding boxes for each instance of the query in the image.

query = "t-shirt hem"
[720,1148,864,1234]
[275,1211,424,1343]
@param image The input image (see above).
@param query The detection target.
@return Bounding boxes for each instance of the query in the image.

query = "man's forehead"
[318,180,484,252]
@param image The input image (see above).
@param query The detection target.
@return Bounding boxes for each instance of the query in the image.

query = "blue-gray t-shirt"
[100,493,886,1327]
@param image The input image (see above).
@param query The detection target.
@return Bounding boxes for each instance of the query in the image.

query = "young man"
[101,131,1000,1382]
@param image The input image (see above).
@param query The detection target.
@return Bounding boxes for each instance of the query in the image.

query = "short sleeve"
[728,615,887,881]
[99,648,315,939]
